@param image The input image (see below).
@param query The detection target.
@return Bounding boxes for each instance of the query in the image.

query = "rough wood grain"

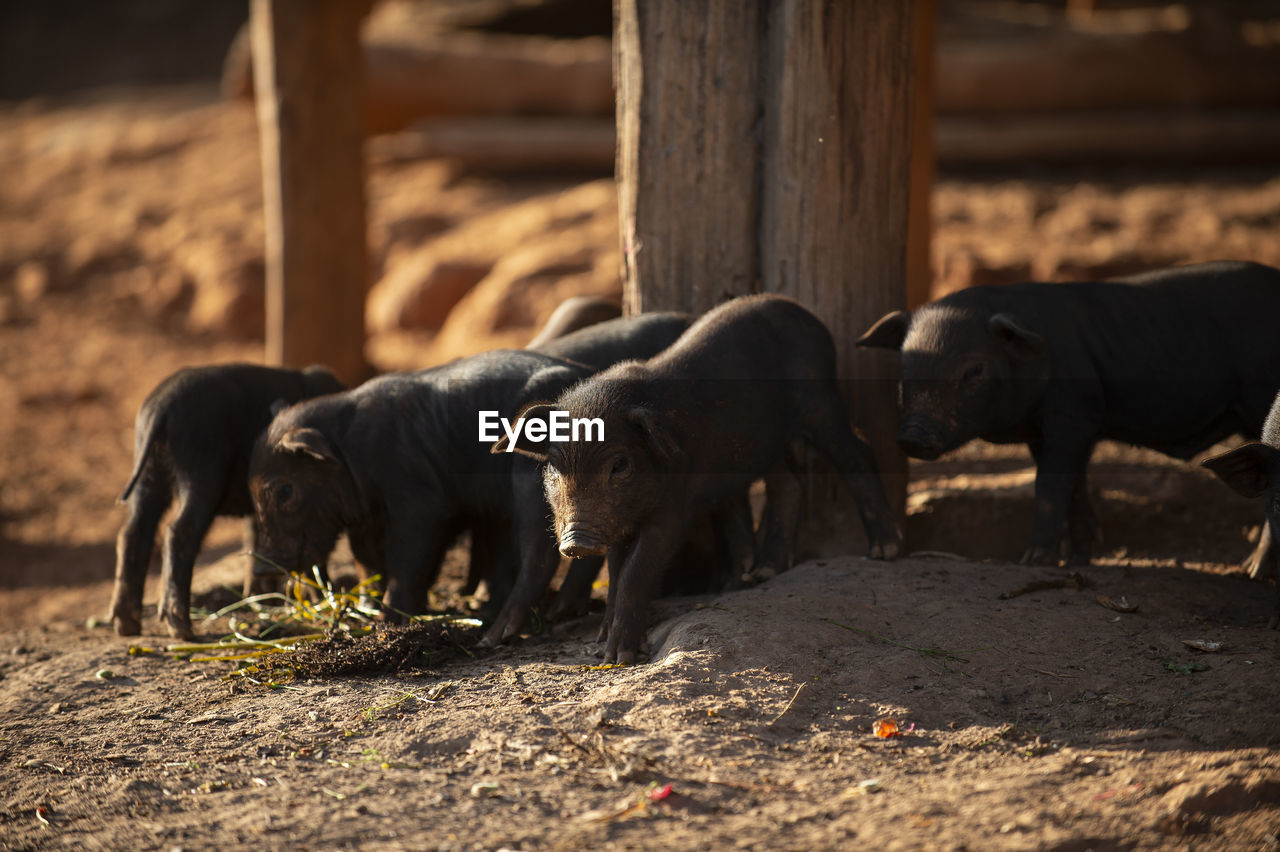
[230,29,614,135]
[758,0,915,529]
[615,0,765,316]
[939,28,1280,114]
[938,109,1280,165]
[252,0,371,386]
[370,117,616,173]
[907,0,935,311]
[373,107,1280,176]
[617,0,918,529]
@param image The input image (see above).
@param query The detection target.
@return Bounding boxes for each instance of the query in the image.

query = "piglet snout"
[245,554,287,596]
[897,418,944,460]
[559,524,607,559]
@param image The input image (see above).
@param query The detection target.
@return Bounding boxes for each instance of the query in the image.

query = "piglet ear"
[519,366,584,406]
[277,427,337,463]
[492,402,553,461]
[302,365,345,395]
[988,313,1046,360]
[856,310,910,350]
[1202,442,1280,499]
[628,406,680,461]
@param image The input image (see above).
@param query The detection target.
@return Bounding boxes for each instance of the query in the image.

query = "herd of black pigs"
[107,260,1280,665]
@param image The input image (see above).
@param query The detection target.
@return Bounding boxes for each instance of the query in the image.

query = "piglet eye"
[961,363,986,384]
[278,483,294,503]
[610,455,631,477]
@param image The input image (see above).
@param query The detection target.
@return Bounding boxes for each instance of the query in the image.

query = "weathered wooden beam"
[369,106,1280,177]
[229,28,613,135]
[251,0,370,386]
[369,117,616,173]
[938,109,1280,165]
[938,28,1280,114]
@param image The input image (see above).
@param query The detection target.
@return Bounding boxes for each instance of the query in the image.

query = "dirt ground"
[4,89,1280,851]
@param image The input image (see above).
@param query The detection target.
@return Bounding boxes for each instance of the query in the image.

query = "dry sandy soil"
[3,89,1280,851]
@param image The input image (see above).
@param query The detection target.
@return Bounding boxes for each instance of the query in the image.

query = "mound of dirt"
[3,555,1279,851]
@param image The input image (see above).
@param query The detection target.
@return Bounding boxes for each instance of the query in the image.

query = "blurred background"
[2,0,1279,621]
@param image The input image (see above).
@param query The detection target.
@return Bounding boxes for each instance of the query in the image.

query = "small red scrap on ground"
[873,717,915,738]
[649,784,673,802]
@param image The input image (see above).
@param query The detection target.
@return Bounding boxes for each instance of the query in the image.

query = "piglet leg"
[1245,522,1275,581]
[1023,428,1094,566]
[157,486,219,640]
[468,520,519,623]
[548,555,604,621]
[479,532,559,647]
[461,528,488,599]
[605,511,691,664]
[751,455,804,583]
[381,523,453,621]
[110,482,171,636]
[1066,474,1099,566]
[713,495,755,591]
[803,394,901,559]
[597,543,627,643]
[1264,519,1280,629]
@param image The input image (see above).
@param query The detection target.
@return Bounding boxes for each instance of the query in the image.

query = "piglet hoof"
[867,523,904,561]
[477,605,519,648]
[605,619,648,665]
[601,641,617,664]
[1246,551,1276,581]
[1019,546,1059,567]
[869,539,901,561]
[470,602,502,627]
[545,601,578,622]
[162,614,195,642]
[112,613,141,637]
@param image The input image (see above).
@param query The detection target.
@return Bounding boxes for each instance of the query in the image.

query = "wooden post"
[252,0,371,386]
[758,0,915,534]
[906,0,935,310]
[615,1,765,316]
[617,1,919,534]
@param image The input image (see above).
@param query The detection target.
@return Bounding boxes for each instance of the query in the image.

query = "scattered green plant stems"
[168,633,327,654]
[165,567,486,678]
